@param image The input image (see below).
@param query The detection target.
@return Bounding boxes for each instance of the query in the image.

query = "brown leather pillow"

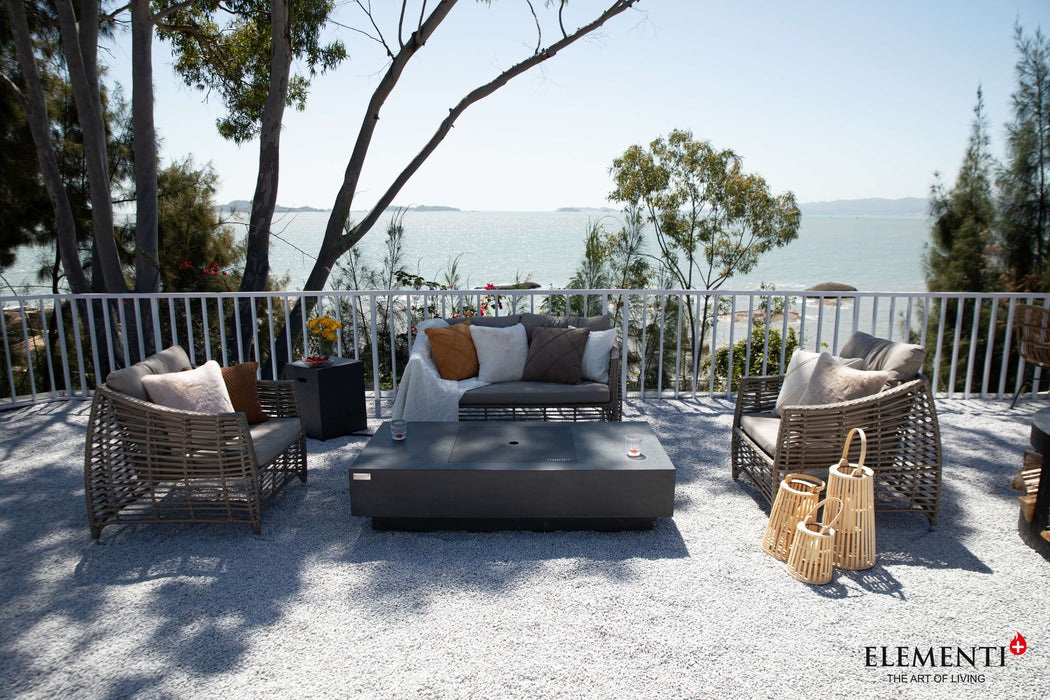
[522,327,590,384]
[221,362,268,424]
[425,322,479,380]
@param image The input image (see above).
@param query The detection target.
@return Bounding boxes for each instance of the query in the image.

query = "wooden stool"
[762,473,826,561]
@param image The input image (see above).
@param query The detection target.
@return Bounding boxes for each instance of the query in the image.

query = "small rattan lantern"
[785,497,842,585]
[828,428,877,571]
[762,473,826,561]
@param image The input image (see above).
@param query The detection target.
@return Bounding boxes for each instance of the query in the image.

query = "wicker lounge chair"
[731,334,942,526]
[1011,304,1050,408]
[85,348,307,539]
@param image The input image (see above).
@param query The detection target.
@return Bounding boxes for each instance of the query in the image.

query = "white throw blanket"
[391,320,489,421]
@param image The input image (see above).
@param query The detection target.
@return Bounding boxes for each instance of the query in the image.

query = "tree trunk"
[54,0,127,293]
[237,0,293,357]
[132,0,159,293]
[3,0,90,294]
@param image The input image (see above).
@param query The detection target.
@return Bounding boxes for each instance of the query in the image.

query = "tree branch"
[398,0,407,48]
[525,0,541,53]
[354,0,395,58]
[153,1,198,23]
[342,0,640,252]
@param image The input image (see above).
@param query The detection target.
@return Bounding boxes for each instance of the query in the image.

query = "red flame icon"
[1010,632,1027,655]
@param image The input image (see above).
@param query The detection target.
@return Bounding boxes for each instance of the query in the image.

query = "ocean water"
[2,211,930,294]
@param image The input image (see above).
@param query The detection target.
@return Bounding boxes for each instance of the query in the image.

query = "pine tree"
[924,87,998,292]
[997,24,1050,291]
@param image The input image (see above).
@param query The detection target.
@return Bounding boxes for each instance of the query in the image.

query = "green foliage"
[924,88,999,293]
[706,326,799,391]
[997,25,1050,291]
[124,158,246,292]
[552,209,653,319]
[158,0,347,143]
[608,129,801,378]
[0,14,133,289]
[609,129,801,292]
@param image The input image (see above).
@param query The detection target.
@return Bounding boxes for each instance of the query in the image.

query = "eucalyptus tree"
[609,128,801,369]
[256,0,641,369]
[2,0,94,293]
[157,0,345,296]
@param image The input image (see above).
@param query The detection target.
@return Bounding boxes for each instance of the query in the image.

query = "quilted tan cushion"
[522,327,590,384]
[799,352,891,406]
[425,321,479,380]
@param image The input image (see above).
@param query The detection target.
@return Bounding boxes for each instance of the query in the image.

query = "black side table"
[1022,408,1050,561]
[282,357,367,440]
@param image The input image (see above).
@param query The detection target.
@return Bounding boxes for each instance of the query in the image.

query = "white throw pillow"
[469,323,528,383]
[775,349,863,416]
[798,352,891,406]
[579,327,617,383]
[140,360,235,414]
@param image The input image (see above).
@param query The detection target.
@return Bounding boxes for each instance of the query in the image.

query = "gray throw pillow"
[799,352,891,406]
[105,345,192,400]
[522,327,590,384]
[839,331,925,386]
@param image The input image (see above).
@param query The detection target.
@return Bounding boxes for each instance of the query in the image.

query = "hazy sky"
[106,1,1049,211]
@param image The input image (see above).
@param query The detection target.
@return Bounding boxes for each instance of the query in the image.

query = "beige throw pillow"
[775,350,864,416]
[469,323,528,383]
[570,326,617,383]
[799,352,891,406]
[141,360,235,414]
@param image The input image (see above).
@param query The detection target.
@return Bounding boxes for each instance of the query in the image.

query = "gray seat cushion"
[460,381,610,406]
[839,331,925,386]
[105,345,192,401]
[250,417,303,466]
[739,412,781,457]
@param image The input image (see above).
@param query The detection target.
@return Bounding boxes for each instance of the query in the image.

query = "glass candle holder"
[391,419,407,441]
[624,433,643,458]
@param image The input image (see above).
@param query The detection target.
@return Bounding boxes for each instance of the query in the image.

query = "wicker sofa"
[731,333,942,525]
[415,312,621,422]
[85,346,307,539]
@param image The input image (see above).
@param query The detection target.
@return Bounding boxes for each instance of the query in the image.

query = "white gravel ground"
[0,398,1048,700]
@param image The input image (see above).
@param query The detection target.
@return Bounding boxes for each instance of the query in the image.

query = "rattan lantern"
[762,473,826,561]
[785,497,843,585]
[828,428,877,571]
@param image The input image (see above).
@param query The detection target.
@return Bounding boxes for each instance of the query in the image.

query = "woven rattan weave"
[761,473,825,561]
[785,497,842,585]
[85,381,307,539]
[731,373,941,526]
[1011,304,1050,408]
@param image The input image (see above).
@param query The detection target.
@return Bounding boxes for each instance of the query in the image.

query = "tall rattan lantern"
[827,428,877,570]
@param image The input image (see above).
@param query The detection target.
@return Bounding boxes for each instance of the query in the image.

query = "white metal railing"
[2,289,1048,414]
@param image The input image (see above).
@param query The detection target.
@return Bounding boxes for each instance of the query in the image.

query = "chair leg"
[1011,367,1031,409]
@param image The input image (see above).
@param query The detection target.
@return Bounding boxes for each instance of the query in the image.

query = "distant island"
[384,204,461,212]
[555,207,618,213]
[799,197,928,217]
[217,200,329,213]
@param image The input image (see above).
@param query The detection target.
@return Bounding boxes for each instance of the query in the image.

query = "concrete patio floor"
[0,397,1047,699]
